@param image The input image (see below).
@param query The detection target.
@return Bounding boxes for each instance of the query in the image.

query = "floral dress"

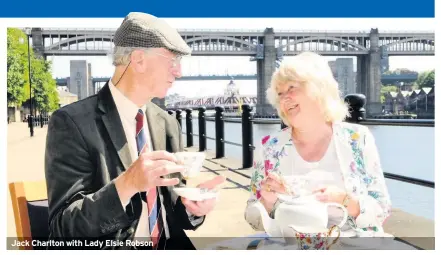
[245,122,392,233]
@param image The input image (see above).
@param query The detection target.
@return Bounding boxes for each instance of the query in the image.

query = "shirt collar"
[108,80,147,122]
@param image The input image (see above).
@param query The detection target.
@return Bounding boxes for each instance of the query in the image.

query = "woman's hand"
[313,186,360,218]
[259,189,278,214]
[261,173,289,194]
[313,186,346,204]
[259,173,293,214]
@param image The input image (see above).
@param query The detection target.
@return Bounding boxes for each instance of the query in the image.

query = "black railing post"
[281,120,288,129]
[215,106,225,158]
[40,114,43,128]
[185,108,193,147]
[175,109,182,128]
[344,94,366,123]
[198,107,207,151]
[241,104,254,168]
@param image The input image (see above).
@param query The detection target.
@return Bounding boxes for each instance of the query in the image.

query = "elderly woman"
[244,51,391,237]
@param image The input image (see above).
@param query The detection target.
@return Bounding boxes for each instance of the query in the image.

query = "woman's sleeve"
[354,128,392,231]
[244,137,267,231]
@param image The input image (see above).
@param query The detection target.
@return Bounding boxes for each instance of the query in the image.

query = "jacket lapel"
[145,102,166,150]
[333,122,358,195]
[98,83,132,170]
[144,102,170,238]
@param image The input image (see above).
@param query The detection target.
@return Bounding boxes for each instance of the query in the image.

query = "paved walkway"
[6,123,434,250]
[7,123,49,241]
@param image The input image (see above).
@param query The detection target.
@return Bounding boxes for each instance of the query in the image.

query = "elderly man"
[45,12,224,250]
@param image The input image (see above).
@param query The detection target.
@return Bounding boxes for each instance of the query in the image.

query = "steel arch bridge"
[33,28,434,57]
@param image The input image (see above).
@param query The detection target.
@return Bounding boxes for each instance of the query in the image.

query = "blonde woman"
[244,51,391,236]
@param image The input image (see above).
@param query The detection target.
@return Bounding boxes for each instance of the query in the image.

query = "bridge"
[166,95,257,110]
[31,28,435,57]
[54,73,419,87]
[28,27,434,116]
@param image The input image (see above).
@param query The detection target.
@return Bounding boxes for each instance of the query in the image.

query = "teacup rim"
[288,225,331,234]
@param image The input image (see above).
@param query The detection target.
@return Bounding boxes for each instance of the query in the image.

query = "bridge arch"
[45,35,113,51]
[385,37,435,50]
[185,36,257,51]
[278,36,368,52]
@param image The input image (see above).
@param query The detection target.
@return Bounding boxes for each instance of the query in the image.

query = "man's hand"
[115,148,185,205]
[181,175,226,217]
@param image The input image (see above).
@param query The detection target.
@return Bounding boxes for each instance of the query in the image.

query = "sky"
[40,18,435,97]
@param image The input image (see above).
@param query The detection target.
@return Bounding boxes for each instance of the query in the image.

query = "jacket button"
[127,227,134,234]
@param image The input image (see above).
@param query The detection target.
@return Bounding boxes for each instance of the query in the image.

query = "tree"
[31,58,60,113]
[420,70,434,88]
[6,29,27,106]
[381,85,398,103]
[7,28,60,113]
[416,70,434,89]
[7,45,25,106]
[384,68,418,76]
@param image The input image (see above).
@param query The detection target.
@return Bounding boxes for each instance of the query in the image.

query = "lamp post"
[25,28,34,137]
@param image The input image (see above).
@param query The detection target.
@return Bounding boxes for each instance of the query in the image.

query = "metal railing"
[167,94,434,189]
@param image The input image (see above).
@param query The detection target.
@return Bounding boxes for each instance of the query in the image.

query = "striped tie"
[135,109,163,249]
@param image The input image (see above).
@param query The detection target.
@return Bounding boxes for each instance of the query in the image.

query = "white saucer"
[277,194,316,205]
[339,232,394,249]
[174,187,219,201]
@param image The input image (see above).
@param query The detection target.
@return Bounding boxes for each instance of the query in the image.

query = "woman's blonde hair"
[266,51,349,126]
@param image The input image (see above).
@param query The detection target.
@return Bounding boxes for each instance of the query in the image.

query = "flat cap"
[114,12,191,56]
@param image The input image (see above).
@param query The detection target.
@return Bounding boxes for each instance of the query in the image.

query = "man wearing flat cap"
[45,12,224,250]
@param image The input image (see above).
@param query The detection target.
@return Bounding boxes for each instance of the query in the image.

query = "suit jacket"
[45,83,204,249]
[244,122,392,233]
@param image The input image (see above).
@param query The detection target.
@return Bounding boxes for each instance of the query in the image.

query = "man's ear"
[130,50,147,73]
[130,49,145,64]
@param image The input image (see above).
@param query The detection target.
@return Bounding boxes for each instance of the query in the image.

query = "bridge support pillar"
[356,28,382,117]
[256,28,277,117]
[31,28,45,59]
[367,28,382,116]
[356,55,368,96]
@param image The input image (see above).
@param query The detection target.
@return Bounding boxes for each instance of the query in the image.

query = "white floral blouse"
[245,122,392,233]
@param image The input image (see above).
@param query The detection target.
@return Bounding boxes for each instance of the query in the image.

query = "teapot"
[253,195,348,238]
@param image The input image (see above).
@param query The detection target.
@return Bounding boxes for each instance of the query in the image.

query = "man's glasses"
[153,52,182,67]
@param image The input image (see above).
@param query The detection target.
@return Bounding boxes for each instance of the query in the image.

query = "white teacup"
[175,152,205,179]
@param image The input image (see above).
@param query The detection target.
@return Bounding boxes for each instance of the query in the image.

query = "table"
[203,233,422,250]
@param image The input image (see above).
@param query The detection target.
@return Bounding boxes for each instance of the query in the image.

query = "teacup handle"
[326,225,341,249]
[324,202,348,228]
[285,225,302,246]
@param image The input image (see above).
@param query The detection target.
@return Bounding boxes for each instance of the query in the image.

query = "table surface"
[204,233,421,250]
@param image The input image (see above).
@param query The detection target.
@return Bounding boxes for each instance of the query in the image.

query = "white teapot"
[253,195,348,238]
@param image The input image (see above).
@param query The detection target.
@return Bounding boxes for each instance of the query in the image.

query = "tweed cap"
[114,12,191,56]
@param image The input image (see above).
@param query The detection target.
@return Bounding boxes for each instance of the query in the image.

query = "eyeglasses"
[152,52,182,67]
